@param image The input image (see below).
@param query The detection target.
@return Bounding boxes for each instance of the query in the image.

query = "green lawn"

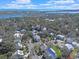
[52,46,62,58]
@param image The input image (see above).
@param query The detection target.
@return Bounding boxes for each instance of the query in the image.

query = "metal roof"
[47,48,56,58]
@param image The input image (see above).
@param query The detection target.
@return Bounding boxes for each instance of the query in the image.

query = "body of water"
[0,9,79,19]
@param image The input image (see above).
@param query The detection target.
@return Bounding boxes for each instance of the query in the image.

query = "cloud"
[0,0,79,10]
[0,3,38,9]
[40,4,52,6]
[48,0,75,4]
[38,0,79,10]
[0,4,23,9]
[24,4,37,9]
[12,0,31,4]
[1,0,33,9]
[17,0,31,3]
[68,4,79,9]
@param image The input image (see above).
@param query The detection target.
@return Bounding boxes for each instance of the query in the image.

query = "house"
[72,42,79,48]
[67,54,73,59]
[76,43,79,48]
[50,33,54,36]
[49,19,55,22]
[24,52,30,59]
[55,34,65,41]
[66,38,73,44]
[56,40,65,49]
[0,38,2,43]
[15,42,23,50]
[40,44,47,51]
[14,39,21,43]
[35,25,41,31]
[42,27,47,31]
[39,31,47,37]
[44,48,56,59]
[45,18,55,22]
[75,52,79,59]
[21,29,26,34]
[11,50,24,59]
[33,34,41,42]
[62,44,74,58]
[65,44,74,52]
[32,25,41,31]
[32,30,37,36]
[51,46,62,59]
[44,46,62,59]
[14,31,24,40]
[72,42,77,47]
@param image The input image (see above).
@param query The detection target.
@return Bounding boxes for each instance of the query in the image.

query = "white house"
[14,31,24,40]
[42,27,47,31]
[14,31,22,43]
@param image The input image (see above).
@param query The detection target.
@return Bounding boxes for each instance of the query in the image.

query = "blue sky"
[0,0,79,10]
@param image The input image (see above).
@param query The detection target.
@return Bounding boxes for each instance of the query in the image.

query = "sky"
[0,0,79,10]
